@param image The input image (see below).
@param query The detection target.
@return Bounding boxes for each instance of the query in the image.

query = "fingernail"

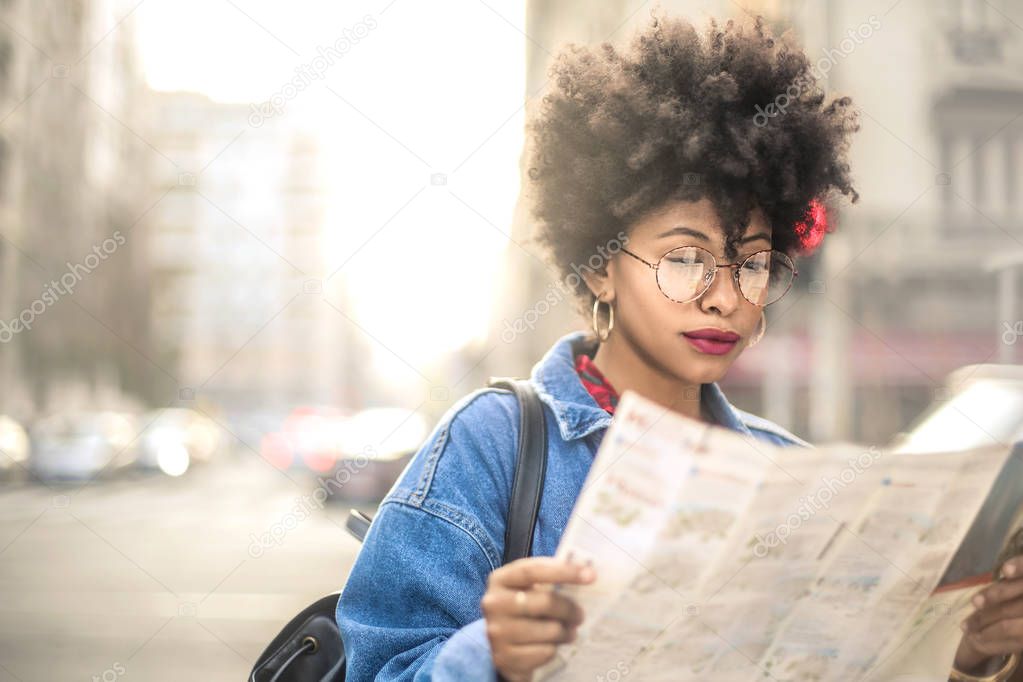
[579,566,595,581]
[973,595,985,608]
[1005,563,1017,577]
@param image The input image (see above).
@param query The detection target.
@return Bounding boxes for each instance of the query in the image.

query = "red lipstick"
[681,328,740,355]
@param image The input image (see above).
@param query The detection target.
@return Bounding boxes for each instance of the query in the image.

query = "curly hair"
[526,11,860,313]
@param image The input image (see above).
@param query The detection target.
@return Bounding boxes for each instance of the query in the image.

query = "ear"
[580,259,615,302]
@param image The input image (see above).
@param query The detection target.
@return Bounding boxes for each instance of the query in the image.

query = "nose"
[698,265,741,316]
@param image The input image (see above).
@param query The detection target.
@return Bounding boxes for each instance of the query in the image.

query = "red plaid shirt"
[574,353,620,415]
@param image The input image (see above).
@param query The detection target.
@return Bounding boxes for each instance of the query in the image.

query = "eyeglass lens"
[655,246,795,305]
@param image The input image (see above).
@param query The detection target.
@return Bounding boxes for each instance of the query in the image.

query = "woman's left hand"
[956,556,1023,673]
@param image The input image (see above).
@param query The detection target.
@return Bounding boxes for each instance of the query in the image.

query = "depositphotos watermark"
[596,661,630,682]
[751,445,883,558]
[91,662,126,682]
[500,231,629,344]
[0,230,126,343]
[1002,320,1023,345]
[248,15,378,127]
[754,15,881,127]
[247,450,370,558]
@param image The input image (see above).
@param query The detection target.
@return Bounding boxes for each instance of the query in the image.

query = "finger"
[972,578,1023,611]
[999,556,1023,579]
[970,616,1023,646]
[526,589,586,624]
[484,588,585,624]
[961,630,1021,662]
[494,643,558,674]
[487,617,577,645]
[966,597,1023,633]
[492,557,596,590]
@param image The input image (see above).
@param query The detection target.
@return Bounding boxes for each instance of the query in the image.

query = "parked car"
[136,408,224,477]
[323,406,429,502]
[889,364,1023,454]
[0,415,29,481]
[258,405,351,474]
[232,409,288,458]
[29,411,138,481]
[257,403,429,501]
[889,364,1023,586]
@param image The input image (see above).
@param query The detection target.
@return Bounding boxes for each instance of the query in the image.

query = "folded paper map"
[536,389,1022,682]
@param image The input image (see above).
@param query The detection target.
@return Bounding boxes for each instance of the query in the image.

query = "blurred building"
[144,91,350,413]
[0,0,155,419]
[484,0,637,389]
[493,0,1022,445]
[754,0,1023,444]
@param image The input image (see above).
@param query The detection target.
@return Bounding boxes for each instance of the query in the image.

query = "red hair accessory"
[793,198,828,254]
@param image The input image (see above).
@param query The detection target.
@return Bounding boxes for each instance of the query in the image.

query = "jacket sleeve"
[335,389,519,681]
[336,501,498,681]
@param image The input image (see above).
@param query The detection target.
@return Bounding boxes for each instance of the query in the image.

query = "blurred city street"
[0,450,363,681]
[0,0,1020,679]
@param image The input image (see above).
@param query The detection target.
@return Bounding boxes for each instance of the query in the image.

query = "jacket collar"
[529,330,756,442]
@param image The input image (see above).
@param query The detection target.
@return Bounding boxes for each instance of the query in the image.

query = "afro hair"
[526,11,860,313]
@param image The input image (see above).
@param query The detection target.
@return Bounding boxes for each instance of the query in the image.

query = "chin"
[679,348,736,383]
[692,366,729,385]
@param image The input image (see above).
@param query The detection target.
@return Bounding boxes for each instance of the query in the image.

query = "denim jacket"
[335,329,811,681]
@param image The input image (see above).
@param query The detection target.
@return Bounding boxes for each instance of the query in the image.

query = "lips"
[683,328,740,342]
[681,328,740,356]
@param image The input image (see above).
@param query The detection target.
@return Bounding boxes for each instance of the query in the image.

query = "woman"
[335,12,1018,682]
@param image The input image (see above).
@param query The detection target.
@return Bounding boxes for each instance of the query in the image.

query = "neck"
[590,331,706,423]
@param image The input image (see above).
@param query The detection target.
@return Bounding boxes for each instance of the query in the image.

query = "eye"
[665,250,702,265]
[742,260,768,273]
[741,253,771,273]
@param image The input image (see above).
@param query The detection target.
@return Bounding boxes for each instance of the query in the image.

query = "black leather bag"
[249,377,549,682]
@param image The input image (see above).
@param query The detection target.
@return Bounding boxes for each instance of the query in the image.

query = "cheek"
[615,268,679,324]
[742,303,765,334]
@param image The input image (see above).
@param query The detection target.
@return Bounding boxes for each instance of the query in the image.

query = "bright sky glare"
[136,0,526,382]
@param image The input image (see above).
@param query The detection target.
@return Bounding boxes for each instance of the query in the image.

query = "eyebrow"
[655,226,772,245]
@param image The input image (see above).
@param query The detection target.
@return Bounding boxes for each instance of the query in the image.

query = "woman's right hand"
[481,557,596,682]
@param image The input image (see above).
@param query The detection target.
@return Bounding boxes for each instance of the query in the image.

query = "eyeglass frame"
[618,245,798,307]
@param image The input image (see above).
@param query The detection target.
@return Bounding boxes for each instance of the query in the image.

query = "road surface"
[0,453,365,681]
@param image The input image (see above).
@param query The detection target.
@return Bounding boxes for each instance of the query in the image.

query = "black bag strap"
[344,378,548,565]
[486,377,549,564]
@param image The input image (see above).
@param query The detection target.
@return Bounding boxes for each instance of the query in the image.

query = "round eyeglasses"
[619,245,797,306]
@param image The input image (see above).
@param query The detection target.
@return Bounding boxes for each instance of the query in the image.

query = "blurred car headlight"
[156,441,190,477]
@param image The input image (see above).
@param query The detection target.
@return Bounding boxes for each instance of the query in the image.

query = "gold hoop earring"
[748,310,767,348]
[592,298,614,342]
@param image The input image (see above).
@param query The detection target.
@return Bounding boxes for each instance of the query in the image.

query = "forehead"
[628,198,771,244]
